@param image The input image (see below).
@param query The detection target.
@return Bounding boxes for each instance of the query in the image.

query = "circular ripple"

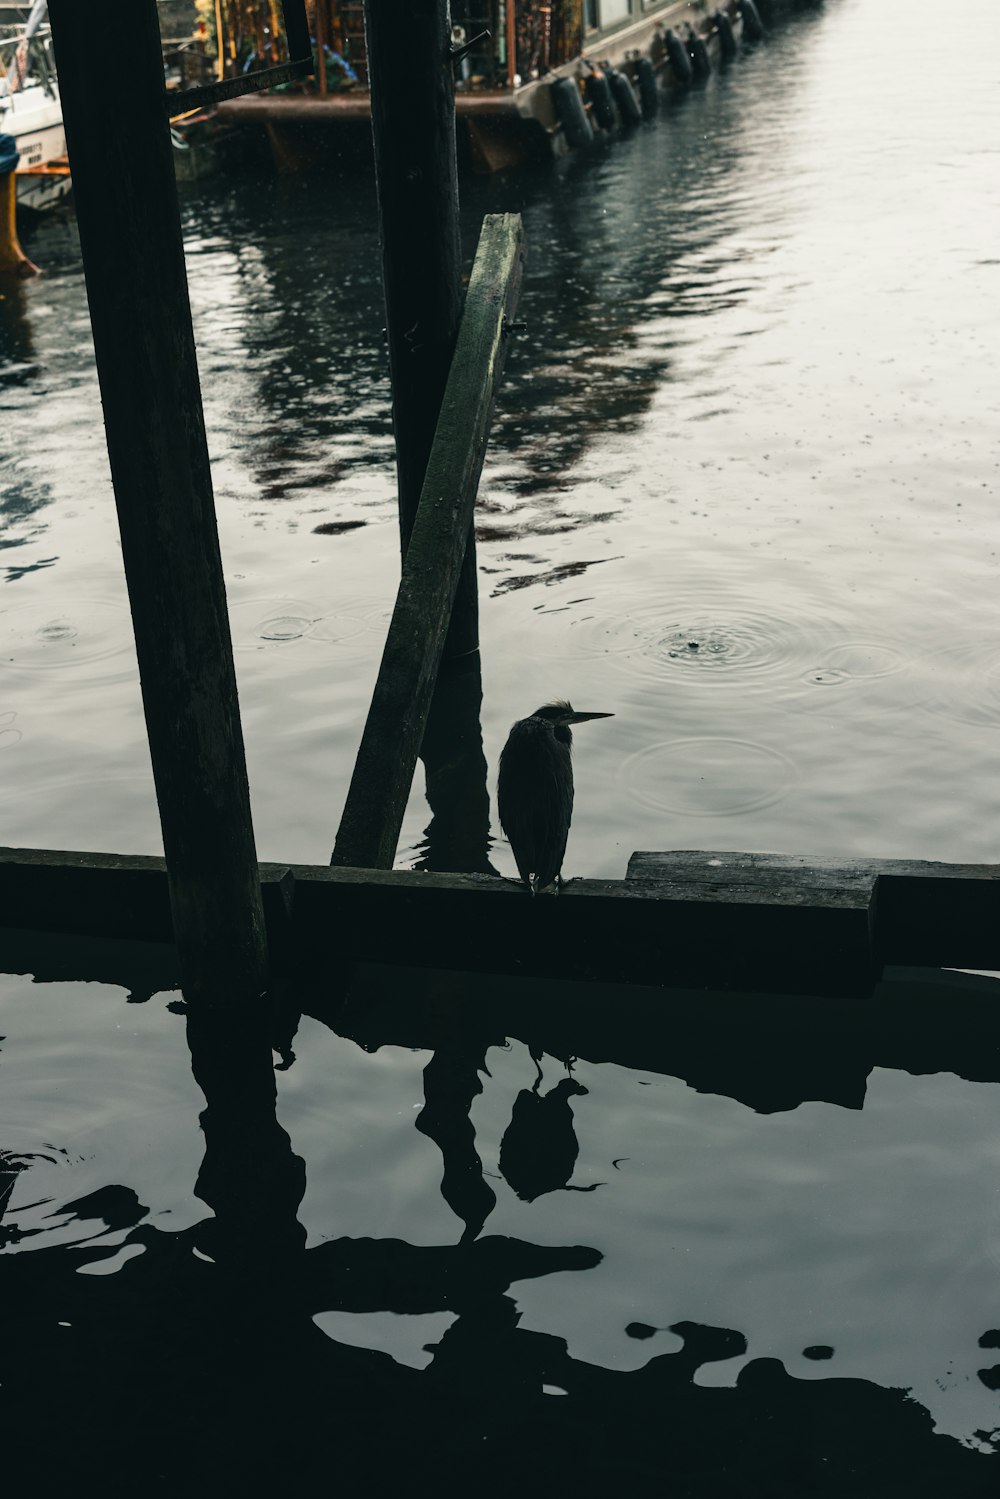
[800,642,909,689]
[917,640,1000,728]
[0,598,134,676]
[622,737,798,816]
[259,613,313,642]
[230,599,319,647]
[816,642,907,679]
[229,598,368,650]
[309,613,369,644]
[523,586,847,687]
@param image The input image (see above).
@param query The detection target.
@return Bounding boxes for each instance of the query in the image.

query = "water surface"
[2,0,999,875]
[3,5,1000,1481]
[2,958,1000,1479]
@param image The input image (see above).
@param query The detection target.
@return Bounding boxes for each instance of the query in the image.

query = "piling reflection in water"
[185,1003,307,1263]
[411,651,498,876]
[415,1021,500,1243]
[3,950,1000,1487]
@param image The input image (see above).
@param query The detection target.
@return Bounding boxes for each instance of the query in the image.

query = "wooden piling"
[47,0,267,1007]
[332,213,524,870]
[363,0,479,659]
[315,0,329,95]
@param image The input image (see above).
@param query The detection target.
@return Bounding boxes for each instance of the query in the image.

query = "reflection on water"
[2,955,1000,1488]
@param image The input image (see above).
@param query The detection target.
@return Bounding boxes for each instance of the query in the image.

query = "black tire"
[714,9,738,63]
[606,66,642,125]
[687,29,711,79]
[584,67,617,130]
[632,56,659,119]
[664,27,694,85]
[549,76,594,149]
[739,0,767,42]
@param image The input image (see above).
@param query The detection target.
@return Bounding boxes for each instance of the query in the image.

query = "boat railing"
[0,21,57,101]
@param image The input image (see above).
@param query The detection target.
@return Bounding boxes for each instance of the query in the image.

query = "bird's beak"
[566,711,614,724]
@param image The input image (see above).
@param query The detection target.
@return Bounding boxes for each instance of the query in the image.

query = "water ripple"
[522,583,849,689]
[0,597,135,681]
[621,736,798,817]
[916,640,1000,729]
[228,597,372,651]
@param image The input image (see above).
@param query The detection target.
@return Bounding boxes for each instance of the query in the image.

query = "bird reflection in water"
[499,1068,598,1204]
[498,700,613,893]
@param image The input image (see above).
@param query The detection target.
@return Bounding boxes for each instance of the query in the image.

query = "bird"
[497,700,613,894]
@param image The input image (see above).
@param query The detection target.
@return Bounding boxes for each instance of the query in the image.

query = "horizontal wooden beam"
[1,844,871,996]
[5,845,999,996]
[628,851,1000,968]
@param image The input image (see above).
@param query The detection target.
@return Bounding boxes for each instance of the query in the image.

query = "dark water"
[2,950,1000,1486]
[3,0,1000,1485]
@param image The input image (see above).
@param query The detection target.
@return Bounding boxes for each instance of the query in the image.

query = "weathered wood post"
[332,214,524,869]
[315,0,329,95]
[362,0,479,660]
[47,0,267,1007]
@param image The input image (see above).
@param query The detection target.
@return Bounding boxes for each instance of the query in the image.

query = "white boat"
[0,2,70,213]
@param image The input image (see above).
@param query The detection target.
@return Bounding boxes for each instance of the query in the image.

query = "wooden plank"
[167,58,313,114]
[9,844,1000,985]
[46,0,268,1007]
[298,866,874,996]
[628,850,881,887]
[628,850,1000,967]
[215,92,521,122]
[15,162,72,177]
[0,844,872,997]
[331,213,525,871]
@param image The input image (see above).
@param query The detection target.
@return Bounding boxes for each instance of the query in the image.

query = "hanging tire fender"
[664,28,693,85]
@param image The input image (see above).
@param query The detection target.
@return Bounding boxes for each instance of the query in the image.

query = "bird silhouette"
[497,700,612,894]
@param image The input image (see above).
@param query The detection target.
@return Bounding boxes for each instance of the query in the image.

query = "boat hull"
[2,85,70,212]
[216,0,814,175]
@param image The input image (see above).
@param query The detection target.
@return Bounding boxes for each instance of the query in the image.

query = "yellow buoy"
[0,167,40,279]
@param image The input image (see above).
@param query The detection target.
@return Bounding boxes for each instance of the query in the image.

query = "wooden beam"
[11,845,1000,1007]
[1,841,871,996]
[315,0,328,95]
[46,0,268,1007]
[9,841,1000,977]
[364,0,478,659]
[331,213,524,871]
[8,845,1000,991]
[628,850,1000,968]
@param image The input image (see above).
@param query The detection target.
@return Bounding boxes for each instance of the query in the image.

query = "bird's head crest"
[529,701,614,728]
